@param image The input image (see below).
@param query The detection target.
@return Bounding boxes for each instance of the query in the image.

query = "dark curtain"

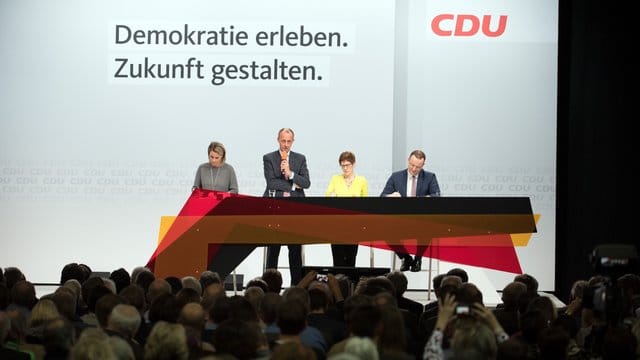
[556,1,633,302]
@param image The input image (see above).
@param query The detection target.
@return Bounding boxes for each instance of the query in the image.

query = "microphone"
[280,152,287,174]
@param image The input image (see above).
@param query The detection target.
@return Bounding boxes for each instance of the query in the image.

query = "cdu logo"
[431,14,508,37]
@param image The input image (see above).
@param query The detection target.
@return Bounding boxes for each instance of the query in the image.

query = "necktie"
[410,175,417,197]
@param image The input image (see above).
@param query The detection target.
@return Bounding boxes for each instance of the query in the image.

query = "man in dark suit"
[380,149,440,272]
[263,128,311,285]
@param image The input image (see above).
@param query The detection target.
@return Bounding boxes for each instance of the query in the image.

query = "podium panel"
[147,190,537,280]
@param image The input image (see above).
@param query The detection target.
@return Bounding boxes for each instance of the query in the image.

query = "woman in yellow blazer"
[325,151,368,267]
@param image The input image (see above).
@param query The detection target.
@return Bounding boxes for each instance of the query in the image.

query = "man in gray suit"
[263,128,311,285]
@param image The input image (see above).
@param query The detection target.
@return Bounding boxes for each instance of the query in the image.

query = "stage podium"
[147,190,537,283]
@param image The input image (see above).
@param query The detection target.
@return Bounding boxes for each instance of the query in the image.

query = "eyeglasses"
[340,163,353,168]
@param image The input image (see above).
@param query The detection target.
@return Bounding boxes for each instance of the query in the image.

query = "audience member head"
[60,263,84,285]
[520,309,549,344]
[175,287,201,308]
[270,339,317,360]
[143,321,188,360]
[199,270,221,291]
[261,268,283,293]
[440,274,463,289]
[201,283,226,312]
[343,336,379,360]
[281,286,311,312]
[358,276,395,297]
[346,303,382,339]
[86,284,112,315]
[569,279,589,301]
[42,317,75,355]
[210,295,232,325]
[213,319,262,360]
[335,273,353,300]
[385,270,408,297]
[308,287,329,313]
[81,276,104,307]
[109,267,131,294]
[514,273,539,296]
[259,292,282,325]
[432,274,445,297]
[29,298,61,328]
[108,336,135,360]
[450,319,497,360]
[6,308,28,343]
[342,293,375,322]
[130,266,150,285]
[71,328,115,359]
[438,276,462,301]
[107,303,141,339]
[178,302,206,331]
[377,306,407,354]
[119,284,146,314]
[244,285,265,312]
[373,291,398,308]
[102,277,117,294]
[228,295,259,323]
[447,268,469,283]
[148,292,180,324]
[180,275,202,297]
[10,280,37,310]
[164,276,183,295]
[95,293,125,328]
[277,299,307,336]
[78,264,92,283]
[3,267,25,290]
[527,295,557,324]
[134,269,155,295]
[501,281,527,310]
[62,279,82,304]
[538,326,570,360]
[457,282,484,306]
[52,287,77,320]
[147,278,172,305]
[245,277,269,293]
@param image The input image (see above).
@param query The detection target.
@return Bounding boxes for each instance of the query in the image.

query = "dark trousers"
[391,245,429,261]
[331,244,358,267]
[266,244,302,286]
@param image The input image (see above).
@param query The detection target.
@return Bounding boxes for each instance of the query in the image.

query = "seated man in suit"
[380,150,440,272]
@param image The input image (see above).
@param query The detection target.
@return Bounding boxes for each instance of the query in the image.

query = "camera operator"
[576,245,639,358]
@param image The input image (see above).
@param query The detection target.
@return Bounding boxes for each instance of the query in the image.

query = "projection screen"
[0,0,557,294]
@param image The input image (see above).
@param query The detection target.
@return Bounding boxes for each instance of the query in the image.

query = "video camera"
[583,244,639,324]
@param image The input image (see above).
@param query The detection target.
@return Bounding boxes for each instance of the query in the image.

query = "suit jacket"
[380,169,440,197]
[263,150,310,197]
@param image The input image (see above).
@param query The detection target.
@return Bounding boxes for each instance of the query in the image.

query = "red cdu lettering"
[431,14,507,37]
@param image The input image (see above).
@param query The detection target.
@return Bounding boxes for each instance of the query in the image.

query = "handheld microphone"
[280,152,287,174]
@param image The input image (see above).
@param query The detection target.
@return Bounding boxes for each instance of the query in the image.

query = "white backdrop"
[0,0,557,292]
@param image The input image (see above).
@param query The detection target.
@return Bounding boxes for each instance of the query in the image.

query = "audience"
[1,262,636,360]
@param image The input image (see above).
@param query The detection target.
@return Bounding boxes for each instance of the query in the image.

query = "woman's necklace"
[344,174,354,188]
[210,166,220,189]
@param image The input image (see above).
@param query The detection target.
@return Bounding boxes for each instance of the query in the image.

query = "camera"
[584,244,639,325]
[455,303,471,315]
[316,273,328,282]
